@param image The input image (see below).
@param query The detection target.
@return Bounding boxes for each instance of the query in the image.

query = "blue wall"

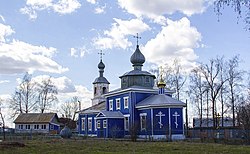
[170,108,183,135]
[78,113,97,135]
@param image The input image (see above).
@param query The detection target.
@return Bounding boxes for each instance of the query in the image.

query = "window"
[50,125,54,130]
[103,120,107,128]
[19,124,23,130]
[94,118,97,131]
[124,97,129,109]
[34,124,39,130]
[102,87,107,94]
[94,87,97,95]
[26,124,30,130]
[109,100,113,111]
[145,77,150,83]
[97,120,100,129]
[81,118,85,131]
[88,118,92,131]
[116,98,121,110]
[140,113,147,130]
[124,115,130,131]
[41,124,46,129]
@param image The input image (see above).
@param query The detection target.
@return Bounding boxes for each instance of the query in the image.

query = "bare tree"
[61,97,79,121]
[10,72,37,116]
[37,77,58,113]
[168,59,186,100]
[225,55,245,127]
[189,68,207,128]
[198,57,227,128]
[214,0,250,30]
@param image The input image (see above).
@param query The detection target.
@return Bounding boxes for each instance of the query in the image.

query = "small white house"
[14,113,61,134]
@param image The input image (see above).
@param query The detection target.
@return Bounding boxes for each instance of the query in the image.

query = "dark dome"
[130,45,145,66]
[98,60,105,69]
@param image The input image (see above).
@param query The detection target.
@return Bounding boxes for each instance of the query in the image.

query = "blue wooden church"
[78,43,186,140]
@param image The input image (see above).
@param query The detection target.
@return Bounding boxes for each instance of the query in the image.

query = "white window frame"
[97,120,100,129]
[50,124,54,130]
[41,124,46,130]
[116,98,121,110]
[94,118,97,131]
[88,117,92,131]
[103,120,107,128]
[34,124,39,130]
[19,124,23,130]
[109,100,113,111]
[26,124,30,130]
[82,118,85,131]
[140,113,147,130]
[124,115,130,131]
[123,97,129,109]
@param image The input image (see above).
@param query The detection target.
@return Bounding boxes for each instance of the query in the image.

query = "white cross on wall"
[156,111,165,128]
[172,111,180,128]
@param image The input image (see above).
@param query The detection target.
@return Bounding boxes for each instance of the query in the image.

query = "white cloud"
[0,23,15,43]
[70,46,87,58]
[0,15,6,23]
[94,5,106,14]
[20,0,81,20]
[86,0,97,4]
[142,17,201,71]
[117,0,211,25]
[118,0,208,19]
[0,80,10,84]
[32,75,92,110]
[0,23,68,74]
[93,18,150,50]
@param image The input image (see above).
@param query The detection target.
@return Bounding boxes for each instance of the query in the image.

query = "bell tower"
[92,51,110,106]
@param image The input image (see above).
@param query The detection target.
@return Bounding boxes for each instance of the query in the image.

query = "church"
[78,42,186,140]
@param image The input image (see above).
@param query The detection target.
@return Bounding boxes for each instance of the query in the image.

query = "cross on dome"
[98,50,105,61]
[133,33,141,46]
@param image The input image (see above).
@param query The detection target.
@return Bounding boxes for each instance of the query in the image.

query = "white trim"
[136,104,186,110]
[81,118,85,131]
[94,117,97,131]
[96,117,124,119]
[88,117,92,131]
[124,114,130,131]
[140,113,147,130]
[116,98,121,110]
[151,109,153,136]
[123,96,129,109]
[140,113,147,116]
[97,120,100,129]
[103,120,107,128]
[109,100,113,111]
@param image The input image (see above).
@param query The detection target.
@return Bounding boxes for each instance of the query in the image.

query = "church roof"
[78,101,105,114]
[136,94,186,109]
[93,76,110,84]
[119,70,155,78]
[96,111,124,119]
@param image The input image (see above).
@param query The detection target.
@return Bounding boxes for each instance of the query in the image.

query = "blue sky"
[0,0,249,127]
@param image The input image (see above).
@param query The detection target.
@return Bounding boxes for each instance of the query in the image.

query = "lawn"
[1,138,250,154]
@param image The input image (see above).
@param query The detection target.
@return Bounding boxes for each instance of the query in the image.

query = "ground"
[1,138,250,154]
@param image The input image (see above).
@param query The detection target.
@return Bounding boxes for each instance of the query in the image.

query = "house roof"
[78,101,105,114]
[136,94,186,109]
[14,113,59,124]
[96,111,124,119]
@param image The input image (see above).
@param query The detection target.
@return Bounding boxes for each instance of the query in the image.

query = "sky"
[0,0,250,127]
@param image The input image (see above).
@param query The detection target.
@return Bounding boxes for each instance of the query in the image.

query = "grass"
[1,138,250,154]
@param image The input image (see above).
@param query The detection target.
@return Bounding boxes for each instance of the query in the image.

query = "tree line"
[151,55,249,130]
[5,73,80,121]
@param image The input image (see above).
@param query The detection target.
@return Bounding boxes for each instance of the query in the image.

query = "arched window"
[102,87,107,94]
[94,87,97,95]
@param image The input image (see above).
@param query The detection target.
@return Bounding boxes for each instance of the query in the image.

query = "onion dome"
[98,60,105,69]
[130,45,145,70]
